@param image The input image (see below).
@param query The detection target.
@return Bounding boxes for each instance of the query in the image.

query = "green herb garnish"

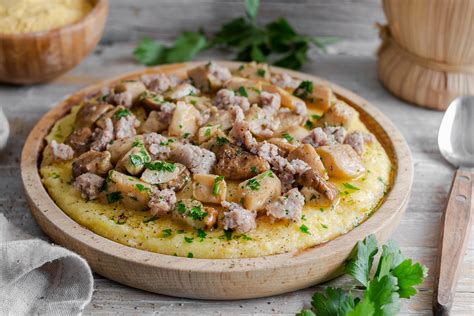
[343,183,360,191]
[299,235,428,316]
[236,86,248,97]
[293,80,314,99]
[224,229,233,241]
[299,224,310,235]
[197,229,207,241]
[189,205,208,221]
[256,68,266,77]
[246,178,260,191]
[184,236,194,244]
[106,191,123,204]
[216,136,230,146]
[145,161,176,172]
[213,176,225,196]
[187,252,194,258]
[282,132,294,142]
[162,229,173,237]
[176,201,187,214]
[143,216,159,223]
[114,108,131,118]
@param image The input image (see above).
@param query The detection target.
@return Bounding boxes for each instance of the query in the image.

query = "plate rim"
[21,61,413,274]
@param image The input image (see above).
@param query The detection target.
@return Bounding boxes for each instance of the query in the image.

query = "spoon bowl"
[438,96,474,168]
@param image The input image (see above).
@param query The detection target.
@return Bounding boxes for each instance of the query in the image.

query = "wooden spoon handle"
[433,168,473,315]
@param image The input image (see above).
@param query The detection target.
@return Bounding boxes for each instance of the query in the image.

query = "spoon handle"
[433,168,473,315]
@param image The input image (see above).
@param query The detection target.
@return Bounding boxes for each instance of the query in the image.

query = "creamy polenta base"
[40,102,391,259]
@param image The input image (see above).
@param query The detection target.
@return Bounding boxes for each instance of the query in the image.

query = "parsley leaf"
[134,31,207,66]
[345,234,378,287]
[106,191,123,204]
[245,0,260,23]
[311,287,356,316]
[189,205,208,221]
[213,175,225,196]
[299,224,310,235]
[294,80,314,99]
[343,182,360,191]
[300,235,428,316]
[114,108,131,118]
[282,132,294,142]
[145,160,176,172]
[246,178,260,191]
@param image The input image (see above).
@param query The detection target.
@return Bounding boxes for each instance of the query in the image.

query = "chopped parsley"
[100,94,110,102]
[246,178,261,191]
[204,127,212,137]
[256,68,266,77]
[224,229,233,241]
[282,132,294,142]
[311,114,322,120]
[135,183,152,193]
[216,136,230,146]
[343,182,360,191]
[187,252,194,258]
[304,120,314,129]
[300,224,310,235]
[189,205,208,221]
[162,229,173,237]
[159,138,175,146]
[106,191,123,204]
[293,80,314,99]
[236,86,248,97]
[130,149,151,167]
[213,175,225,196]
[184,236,194,243]
[177,229,185,234]
[176,201,187,214]
[114,108,131,118]
[183,132,191,138]
[143,216,159,223]
[145,161,176,172]
[301,214,307,221]
[250,166,258,174]
[197,228,207,241]
[321,223,328,229]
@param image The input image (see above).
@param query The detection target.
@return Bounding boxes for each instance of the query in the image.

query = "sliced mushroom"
[116,145,151,175]
[139,91,165,110]
[114,80,147,106]
[168,101,202,138]
[107,135,144,164]
[213,144,270,180]
[171,199,218,230]
[141,110,169,134]
[296,169,339,202]
[237,170,282,211]
[263,84,307,115]
[141,161,190,191]
[102,170,154,210]
[276,111,305,133]
[188,62,232,92]
[235,61,270,80]
[268,138,298,155]
[165,82,199,100]
[317,101,359,129]
[224,77,262,104]
[72,150,113,178]
[316,144,365,179]
[75,103,114,129]
[301,186,339,208]
[192,174,227,204]
[288,144,328,180]
[65,127,92,155]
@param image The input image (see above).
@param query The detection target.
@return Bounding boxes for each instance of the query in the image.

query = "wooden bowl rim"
[0,0,108,40]
[21,61,413,273]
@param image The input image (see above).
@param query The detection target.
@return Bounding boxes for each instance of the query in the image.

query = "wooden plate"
[21,61,413,300]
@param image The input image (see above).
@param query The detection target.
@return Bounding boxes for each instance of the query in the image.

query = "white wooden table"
[0,1,473,314]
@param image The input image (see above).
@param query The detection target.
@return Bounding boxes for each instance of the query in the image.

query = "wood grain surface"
[0,1,473,314]
[20,61,412,300]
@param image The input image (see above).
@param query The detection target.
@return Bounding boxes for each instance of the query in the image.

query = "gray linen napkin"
[0,214,94,315]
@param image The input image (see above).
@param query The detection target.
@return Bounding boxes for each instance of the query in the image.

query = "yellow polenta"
[40,104,392,259]
[0,0,92,34]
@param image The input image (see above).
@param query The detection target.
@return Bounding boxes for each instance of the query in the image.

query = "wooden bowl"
[21,62,413,300]
[0,0,108,85]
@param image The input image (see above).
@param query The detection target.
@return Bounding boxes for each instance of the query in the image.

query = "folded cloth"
[0,214,93,315]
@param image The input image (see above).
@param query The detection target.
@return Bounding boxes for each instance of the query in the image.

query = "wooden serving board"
[20,61,413,300]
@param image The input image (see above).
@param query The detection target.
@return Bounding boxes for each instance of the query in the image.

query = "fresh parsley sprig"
[133,0,337,70]
[298,235,428,316]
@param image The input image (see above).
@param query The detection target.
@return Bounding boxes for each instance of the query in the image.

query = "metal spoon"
[434,96,474,315]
